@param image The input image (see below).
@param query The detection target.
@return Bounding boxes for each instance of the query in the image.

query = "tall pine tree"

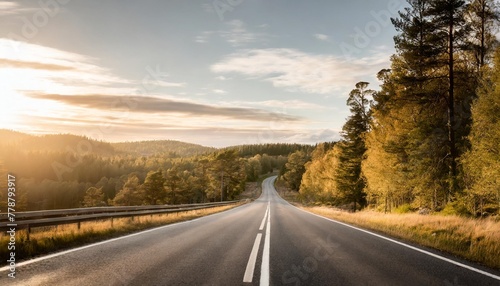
[336,82,373,211]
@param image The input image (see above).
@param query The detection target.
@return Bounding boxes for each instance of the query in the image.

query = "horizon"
[0,128,320,149]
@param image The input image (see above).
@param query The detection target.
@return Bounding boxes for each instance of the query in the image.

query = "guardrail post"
[110,217,113,228]
[77,221,81,230]
[27,225,30,241]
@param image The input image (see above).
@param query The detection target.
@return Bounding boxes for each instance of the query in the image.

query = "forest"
[0,130,308,211]
[283,0,500,217]
[3,0,499,218]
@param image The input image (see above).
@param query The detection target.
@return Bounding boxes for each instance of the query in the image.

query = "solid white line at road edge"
[243,233,263,282]
[297,208,500,281]
[260,201,271,286]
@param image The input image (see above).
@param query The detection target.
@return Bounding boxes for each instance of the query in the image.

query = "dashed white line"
[243,233,263,282]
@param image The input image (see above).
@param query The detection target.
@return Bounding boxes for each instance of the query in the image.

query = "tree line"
[0,131,308,210]
[284,0,500,216]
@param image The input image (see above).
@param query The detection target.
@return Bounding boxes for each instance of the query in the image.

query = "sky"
[0,0,406,147]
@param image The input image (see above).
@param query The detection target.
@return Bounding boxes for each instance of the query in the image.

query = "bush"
[440,200,471,217]
[393,204,412,214]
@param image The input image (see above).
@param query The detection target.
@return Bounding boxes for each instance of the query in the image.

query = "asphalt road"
[1,176,500,285]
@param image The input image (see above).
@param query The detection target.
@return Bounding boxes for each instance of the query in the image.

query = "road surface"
[1,176,500,285]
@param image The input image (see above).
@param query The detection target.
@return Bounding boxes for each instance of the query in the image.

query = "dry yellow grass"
[0,203,243,264]
[304,206,500,270]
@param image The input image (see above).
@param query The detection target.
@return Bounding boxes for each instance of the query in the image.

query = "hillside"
[0,129,35,144]
[0,130,214,157]
[0,130,116,155]
[225,143,314,157]
[112,140,216,158]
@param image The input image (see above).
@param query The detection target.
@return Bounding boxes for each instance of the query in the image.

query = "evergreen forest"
[289,0,500,217]
[0,130,308,211]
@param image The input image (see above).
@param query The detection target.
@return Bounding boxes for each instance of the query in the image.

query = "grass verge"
[302,206,500,270]
[0,203,244,265]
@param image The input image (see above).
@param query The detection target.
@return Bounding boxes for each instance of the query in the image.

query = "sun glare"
[0,38,98,133]
[0,67,69,132]
[0,89,22,130]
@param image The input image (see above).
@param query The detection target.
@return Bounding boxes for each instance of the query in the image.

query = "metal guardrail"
[0,200,245,232]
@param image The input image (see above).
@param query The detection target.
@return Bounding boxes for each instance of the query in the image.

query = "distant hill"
[0,130,215,157]
[0,130,311,159]
[0,130,115,155]
[112,140,216,157]
[226,143,314,157]
[0,129,34,145]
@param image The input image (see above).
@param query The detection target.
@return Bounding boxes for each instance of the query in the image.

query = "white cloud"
[195,31,213,43]
[221,20,258,47]
[0,38,139,132]
[0,1,17,14]
[195,20,264,47]
[314,33,330,41]
[211,48,389,95]
[215,75,230,81]
[156,81,186,88]
[212,89,227,94]
[230,99,329,110]
[0,1,34,15]
[0,38,132,95]
[0,39,308,144]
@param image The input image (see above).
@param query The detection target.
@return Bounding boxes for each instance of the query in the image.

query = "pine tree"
[83,187,106,207]
[363,70,414,212]
[335,82,373,211]
[463,48,500,216]
[143,170,166,205]
[113,175,145,206]
[165,166,183,204]
[245,156,262,182]
[207,150,246,201]
[428,0,470,196]
[281,150,310,192]
[390,0,452,208]
[466,0,499,71]
[364,0,483,210]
